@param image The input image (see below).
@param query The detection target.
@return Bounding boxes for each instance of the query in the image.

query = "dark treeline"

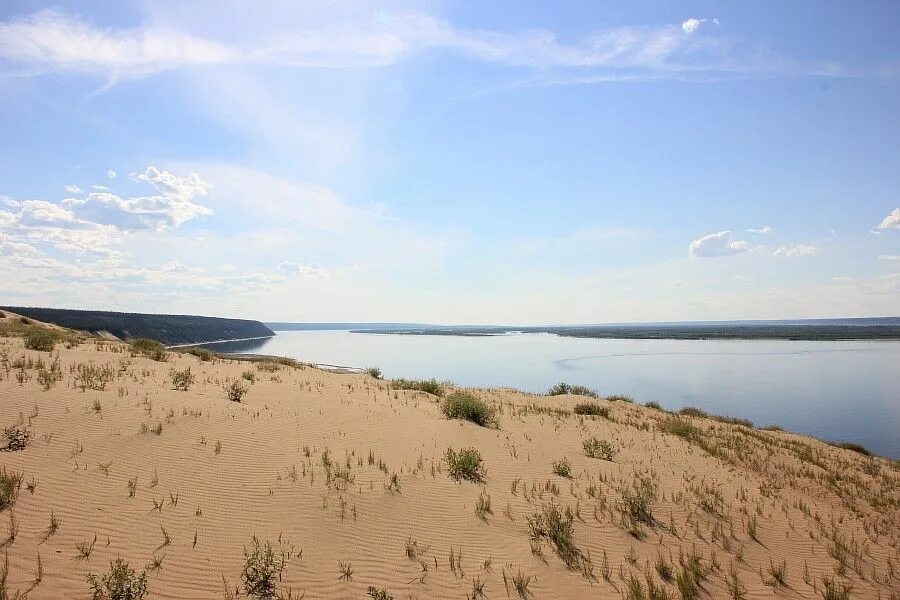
[2,306,274,346]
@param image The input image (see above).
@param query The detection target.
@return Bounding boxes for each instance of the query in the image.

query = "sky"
[0,1,898,324]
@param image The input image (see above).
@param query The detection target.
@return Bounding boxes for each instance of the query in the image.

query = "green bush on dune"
[441,392,496,427]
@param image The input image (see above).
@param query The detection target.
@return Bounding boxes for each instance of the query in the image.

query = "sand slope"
[0,332,898,599]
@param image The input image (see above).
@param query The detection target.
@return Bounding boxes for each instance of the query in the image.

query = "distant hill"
[1,307,274,346]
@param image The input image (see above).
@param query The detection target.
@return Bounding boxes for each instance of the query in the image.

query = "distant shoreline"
[347,325,900,341]
[166,335,274,349]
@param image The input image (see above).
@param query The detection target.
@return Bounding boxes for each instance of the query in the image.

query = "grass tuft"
[441,393,496,427]
[445,447,486,482]
[87,557,149,600]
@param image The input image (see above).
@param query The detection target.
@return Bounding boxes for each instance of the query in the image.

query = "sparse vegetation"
[547,382,599,398]
[573,402,609,417]
[129,338,167,362]
[24,329,56,352]
[363,367,382,379]
[87,557,149,600]
[224,379,249,402]
[74,363,115,391]
[527,503,587,571]
[1,427,30,452]
[169,367,195,391]
[241,536,288,599]
[445,447,486,482]
[0,469,22,510]
[391,378,443,396]
[828,441,872,456]
[582,437,615,461]
[441,392,496,427]
[551,457,572,478]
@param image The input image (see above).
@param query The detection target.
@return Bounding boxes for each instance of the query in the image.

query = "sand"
[0,320,898,599]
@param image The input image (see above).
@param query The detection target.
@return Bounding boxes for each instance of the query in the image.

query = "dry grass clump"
[0,468,23,510]
[572,402,609,417]
[1,427,30,452]
[87,557,149,599]
[169,367,195,391]
[828,441,872,456]
[24,329,56,352]
[547,382,599,398]
[391,378,443,396]
[184,347,215,361]
[74,363,115,391]
[129,338,167,362]
[224,379,249,402]
[679,406,752,428]
[551,457,572,478]
[241,536,289,598]
[582,437,615,461]
[441,392,496,427]
[445,447,486,482]
[527,503,590,573]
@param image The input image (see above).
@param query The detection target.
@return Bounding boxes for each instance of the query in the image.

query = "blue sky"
[1,1,898,323]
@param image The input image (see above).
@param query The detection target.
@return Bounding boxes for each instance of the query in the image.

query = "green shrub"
[547,382,599,398]
[24,329,56,352]
[74,363,115,391]
[445,447,485,482]
[645,401,663,411]
[829,441,872,456]
[367,587,394,600]
[242,537,287,599]
[621,475,657,527]
[441,392,496,427]
[573,402,609,417]
[659,418,703,442]
[224,379,249,402]
[605,394,633,403]
[679,406,753,428]
[169,367,195,391]
[391,378,443,396]
[552,457,572,478]
[87,557,149,600]
[364,367,382,379]
[583,437,615,461]
[129,338,167,362]
[185,347,214,361]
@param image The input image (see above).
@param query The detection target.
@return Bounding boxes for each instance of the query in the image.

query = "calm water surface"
[211,331,900,458]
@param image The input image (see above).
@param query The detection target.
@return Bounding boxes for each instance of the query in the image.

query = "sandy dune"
[0,322,898,598]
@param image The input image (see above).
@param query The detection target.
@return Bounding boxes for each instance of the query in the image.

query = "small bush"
[224,379,249,402]
[645,401,663,411]
[24,329,56,352]
[242,536,288,599]
[1,427,31,452]
[129,338,167,362]
[185,347,214,361]
[0,468,23,510]
[573,402,609,417]
[829,441,872,456]
[583,437,615,461]
[169,367,195,391]
[547,382,599,398]
[605,394,633,403]
[445,447,485,482]
[551,457,572,478]
[363,367,382,379]
[621,475,657,527]
[659,418,702,442]
[87,557,149,600]
[441,392,496,427]
[367,587,394,600]
[391,378,443,396]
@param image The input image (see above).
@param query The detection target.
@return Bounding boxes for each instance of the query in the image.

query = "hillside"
[0,333,896,599]
[0,306,274,346]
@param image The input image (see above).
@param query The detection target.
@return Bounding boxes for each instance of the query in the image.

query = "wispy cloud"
[0,9,856,86]
[773,243,817,257]
[688,231,749,258]
[746,225,772,235]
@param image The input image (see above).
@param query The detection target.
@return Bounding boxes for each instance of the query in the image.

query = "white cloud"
[746,225,772,235]
[873,207,900,232]
[878,254,900,262]
[64,184,83,194]
[63,167,213,230]
[107,169,116,179]
[681,18,706,34]
[773,244,817,257]
[688,231,749,258]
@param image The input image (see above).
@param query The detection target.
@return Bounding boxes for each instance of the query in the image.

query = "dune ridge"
[0,319,898,599]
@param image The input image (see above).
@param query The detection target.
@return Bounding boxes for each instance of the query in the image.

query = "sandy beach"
[1,318,898,599]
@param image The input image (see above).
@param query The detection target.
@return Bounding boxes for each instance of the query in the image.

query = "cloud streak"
[688,231,749,258]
